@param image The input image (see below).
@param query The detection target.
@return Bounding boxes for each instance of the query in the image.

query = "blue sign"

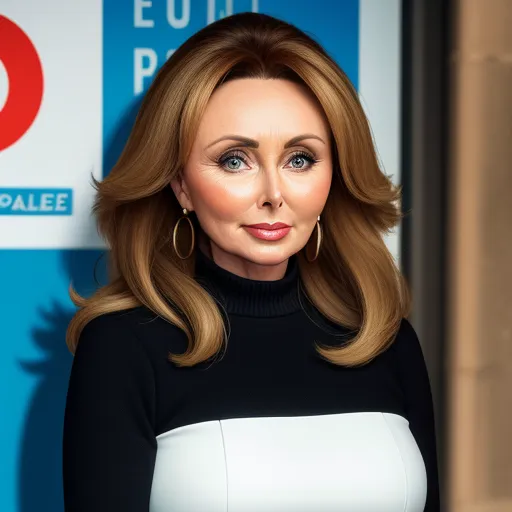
[0,188,73,215]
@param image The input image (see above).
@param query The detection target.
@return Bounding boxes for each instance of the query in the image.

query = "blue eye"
[218,151,248,172]
[288,151,318,170]
[217,150,318,173]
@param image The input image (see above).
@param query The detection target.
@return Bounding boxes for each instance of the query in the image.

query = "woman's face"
[171,77,333,279]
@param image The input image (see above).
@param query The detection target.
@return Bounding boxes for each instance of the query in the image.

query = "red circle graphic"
[0,15,44,152]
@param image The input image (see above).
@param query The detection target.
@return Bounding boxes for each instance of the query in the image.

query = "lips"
[245,222,290,230]
[243,224,291,241]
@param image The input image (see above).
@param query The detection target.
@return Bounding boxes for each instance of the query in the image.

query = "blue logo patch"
[0,188,73,215]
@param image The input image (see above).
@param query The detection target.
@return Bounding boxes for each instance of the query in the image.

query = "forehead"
[195,78,330,142]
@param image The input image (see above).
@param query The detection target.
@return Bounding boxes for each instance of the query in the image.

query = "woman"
[63,12,440,512]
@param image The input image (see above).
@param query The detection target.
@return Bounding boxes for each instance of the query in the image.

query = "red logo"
[0,15,44,151]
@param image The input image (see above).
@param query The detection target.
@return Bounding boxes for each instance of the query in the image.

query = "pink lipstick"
[243,222,291,241]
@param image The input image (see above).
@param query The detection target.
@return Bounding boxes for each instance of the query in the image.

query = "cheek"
[288,169,333,214]
[187,175,251,222]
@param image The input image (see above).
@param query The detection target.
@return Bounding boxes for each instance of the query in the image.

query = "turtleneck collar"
[193,247,303,317]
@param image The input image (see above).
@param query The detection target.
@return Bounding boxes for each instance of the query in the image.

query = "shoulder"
[75,306,166,363]
[74,308,150,362]
[384,317,429,374]
[389,317,423,357]
[79,305,180,340]
[78,307,147,345]
[76,305,188,363]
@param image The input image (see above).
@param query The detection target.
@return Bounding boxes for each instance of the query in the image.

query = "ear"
[170,172,194,212]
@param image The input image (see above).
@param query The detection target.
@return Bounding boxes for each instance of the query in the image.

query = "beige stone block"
[454,0,512,54]
[448,61,512,371]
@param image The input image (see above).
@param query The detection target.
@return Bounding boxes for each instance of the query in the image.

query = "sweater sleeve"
[392,318,441,511]
[62,312,157,511]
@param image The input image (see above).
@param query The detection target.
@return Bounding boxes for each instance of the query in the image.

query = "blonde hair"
[66,12,411,367]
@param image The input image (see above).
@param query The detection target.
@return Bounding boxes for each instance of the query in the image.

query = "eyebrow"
[205,133,326,149]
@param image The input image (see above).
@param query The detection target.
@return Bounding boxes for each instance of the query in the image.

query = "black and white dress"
[63,247,440,511]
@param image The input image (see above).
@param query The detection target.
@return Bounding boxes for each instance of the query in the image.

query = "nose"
[258,167,283,208]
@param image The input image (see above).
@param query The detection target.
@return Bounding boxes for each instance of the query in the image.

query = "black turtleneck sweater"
[63,248,440,512]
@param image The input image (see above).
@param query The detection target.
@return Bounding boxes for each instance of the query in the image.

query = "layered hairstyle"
[66,12,411,367]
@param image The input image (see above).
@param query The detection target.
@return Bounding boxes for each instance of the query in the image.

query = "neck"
[193,246,302,317]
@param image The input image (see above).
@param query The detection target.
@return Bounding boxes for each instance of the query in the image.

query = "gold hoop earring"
[306,215,322,262]
[172,208,195,259]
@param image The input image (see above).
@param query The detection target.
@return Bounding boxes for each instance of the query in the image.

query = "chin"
[244,246,296,266]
